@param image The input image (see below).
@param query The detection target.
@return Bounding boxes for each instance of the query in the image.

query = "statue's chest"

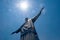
[21,19,34,32]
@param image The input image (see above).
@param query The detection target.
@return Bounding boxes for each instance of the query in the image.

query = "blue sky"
[0,0,60,40]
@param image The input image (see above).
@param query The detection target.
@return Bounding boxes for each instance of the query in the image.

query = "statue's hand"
[40,7,45,12]
[11,31,16,35]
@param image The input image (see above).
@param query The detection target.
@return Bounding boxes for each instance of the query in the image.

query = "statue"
[11,7,44,40]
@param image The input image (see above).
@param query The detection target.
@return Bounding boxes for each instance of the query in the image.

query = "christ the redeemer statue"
[11,7,44,40]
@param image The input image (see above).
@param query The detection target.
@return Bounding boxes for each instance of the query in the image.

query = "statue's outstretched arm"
[32,7,44,23]
[11,23,25,35]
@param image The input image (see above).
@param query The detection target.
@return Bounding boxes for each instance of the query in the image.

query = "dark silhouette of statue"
[11,7,44,40]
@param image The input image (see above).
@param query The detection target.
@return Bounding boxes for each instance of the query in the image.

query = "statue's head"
[25,17,28,22]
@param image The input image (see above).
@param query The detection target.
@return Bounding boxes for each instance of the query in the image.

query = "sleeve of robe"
[32,7,44,23]
[11,23,25,34]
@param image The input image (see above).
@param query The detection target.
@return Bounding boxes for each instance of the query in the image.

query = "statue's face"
[25,18,28,22]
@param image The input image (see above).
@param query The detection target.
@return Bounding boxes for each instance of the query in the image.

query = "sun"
[16,1,29,11]
[20,2,28,10]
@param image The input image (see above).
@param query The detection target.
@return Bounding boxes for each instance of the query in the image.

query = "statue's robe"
[20,19,39,40]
